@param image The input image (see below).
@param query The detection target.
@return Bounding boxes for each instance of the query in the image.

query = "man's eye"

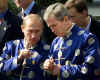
[35,31,39,33]
[27,32,30,34]
[49,24,56,28]
[54,24,56,26]
[70,16,75,18]
[52,24,56,27]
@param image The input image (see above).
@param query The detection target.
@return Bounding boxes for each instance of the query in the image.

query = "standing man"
[14,0,40,17]
[0,14,49,80]
[0,0,23,54]
[14,0,56,45]
[0,0,23,79]
[43,3,100,80]
[64,0,100,45]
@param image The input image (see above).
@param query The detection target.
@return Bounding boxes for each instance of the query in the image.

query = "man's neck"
[80,16,90,28]
[63,22,74,38]
[85,16,90,27]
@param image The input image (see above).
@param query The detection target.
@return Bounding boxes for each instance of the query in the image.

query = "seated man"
[0,14,50,80]
[43,3,100,80]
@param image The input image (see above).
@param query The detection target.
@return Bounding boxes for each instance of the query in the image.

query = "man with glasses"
[64,0,100,46]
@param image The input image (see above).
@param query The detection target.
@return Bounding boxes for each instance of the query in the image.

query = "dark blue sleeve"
[0,42,18,72]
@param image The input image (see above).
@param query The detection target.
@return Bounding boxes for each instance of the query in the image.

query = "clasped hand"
[43,57,61,76]
[18,49,33,60]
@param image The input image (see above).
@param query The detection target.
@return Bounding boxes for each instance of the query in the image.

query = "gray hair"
[43,3,68,21]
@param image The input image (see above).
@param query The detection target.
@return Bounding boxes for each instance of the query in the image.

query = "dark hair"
[66,0,88,13]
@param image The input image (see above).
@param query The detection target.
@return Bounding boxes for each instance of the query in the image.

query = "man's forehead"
[46,17,58,27]
[25,19,41,25]
[47,17,56,23]
[47,21,55,27]
[68,7,78,14]
[25,26,42,31]
[66,2,73,9]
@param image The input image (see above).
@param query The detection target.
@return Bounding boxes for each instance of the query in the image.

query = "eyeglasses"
[69,15,82,19]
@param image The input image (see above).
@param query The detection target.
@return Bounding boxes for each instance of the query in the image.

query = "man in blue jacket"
[0,14,50,80]
[43,3,100,80]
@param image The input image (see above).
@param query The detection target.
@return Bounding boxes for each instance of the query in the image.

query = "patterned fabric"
[0,39,50,80]
[50,25,100,80]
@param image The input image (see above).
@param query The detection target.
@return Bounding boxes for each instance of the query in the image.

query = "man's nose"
[31,33,36,38]
[50,27,55,33]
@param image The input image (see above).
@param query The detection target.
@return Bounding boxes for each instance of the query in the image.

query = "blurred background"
[9,0,100,20]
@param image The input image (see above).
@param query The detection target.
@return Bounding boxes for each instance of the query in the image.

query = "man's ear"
[21,25,24,33]
[82,10,88,17]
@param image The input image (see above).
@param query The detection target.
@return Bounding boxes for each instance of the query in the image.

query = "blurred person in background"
[0,0,23,53]
[0,0,23,79]
[64,0,100,46]
[14,0,40,17]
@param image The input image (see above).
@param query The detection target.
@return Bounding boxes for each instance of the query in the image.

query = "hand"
[52,64,61,76]
[18,49,32,60]
[43,58,61,76]
[43,57,54,72]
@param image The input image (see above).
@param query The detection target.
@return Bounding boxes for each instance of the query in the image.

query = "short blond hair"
[22,14,43,27]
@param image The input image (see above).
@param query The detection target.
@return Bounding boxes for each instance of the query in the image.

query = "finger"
[49,57,54,64]
[52,65,60,76]
[43,64,49,70]
[25,41,30,49]
[43,60,51,67]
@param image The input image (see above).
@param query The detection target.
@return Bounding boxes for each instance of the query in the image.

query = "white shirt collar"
[85,16,91,31]
[63,23,75,39]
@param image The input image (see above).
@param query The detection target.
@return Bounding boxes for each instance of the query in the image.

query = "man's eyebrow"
[49,24,56,27]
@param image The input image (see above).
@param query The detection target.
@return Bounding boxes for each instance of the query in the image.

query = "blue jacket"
[49,25,100,80]
[0,39,49,80]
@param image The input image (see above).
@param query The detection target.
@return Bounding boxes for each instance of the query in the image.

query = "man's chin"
[31,42,37,46]
[57,34,64,37]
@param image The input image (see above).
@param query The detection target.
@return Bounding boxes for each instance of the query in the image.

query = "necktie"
[24,13,26,17]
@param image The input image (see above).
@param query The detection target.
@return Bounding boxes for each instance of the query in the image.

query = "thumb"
[25,41,30,49]
[49,56,54,64]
